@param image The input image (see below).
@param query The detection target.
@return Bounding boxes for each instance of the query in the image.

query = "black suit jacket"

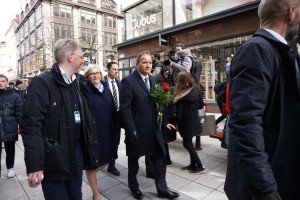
[119,70,165,157]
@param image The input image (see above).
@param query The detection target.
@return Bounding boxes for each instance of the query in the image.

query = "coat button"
[95,140,98,143]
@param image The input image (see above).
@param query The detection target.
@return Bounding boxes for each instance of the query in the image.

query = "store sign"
[131,14,157,30]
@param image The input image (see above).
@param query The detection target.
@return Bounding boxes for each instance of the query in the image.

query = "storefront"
[115,0,260,102]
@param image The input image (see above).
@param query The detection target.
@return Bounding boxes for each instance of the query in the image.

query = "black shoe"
[146,172,155,179]
[189,166,205,174]
[107,166,120,176]
[166,160,172,166]
[130,188,143,199]
[157,189,180,199]
[181,165,194,171]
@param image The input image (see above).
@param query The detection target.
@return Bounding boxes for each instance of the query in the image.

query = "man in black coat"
[225,0,300,200]
[14,80,26,101]
[103,61,121,176]
[21,39,98,200]
[120,51,179,199]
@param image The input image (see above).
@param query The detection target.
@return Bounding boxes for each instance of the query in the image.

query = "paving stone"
[203,190,228,200]
[194,174,225,189]
[180,182,214,200]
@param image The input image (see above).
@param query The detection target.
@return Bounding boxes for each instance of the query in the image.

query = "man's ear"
[288,6,295,23]
[67,54,73,63]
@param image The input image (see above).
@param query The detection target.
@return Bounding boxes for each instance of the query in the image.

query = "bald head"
[258,0,298,26]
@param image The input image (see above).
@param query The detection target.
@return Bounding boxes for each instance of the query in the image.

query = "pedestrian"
[8,82,14,89]
[120,51,179,199]
[14,80,26,101]
[225,0,300,199]
[83,64,117,200]
[103,61,122,177]
[0,74,23,178]
[21,39,98,200]
[174,72,205,173]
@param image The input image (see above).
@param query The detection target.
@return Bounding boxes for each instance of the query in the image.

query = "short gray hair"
[83,64,103,79]
[54,39,80,64]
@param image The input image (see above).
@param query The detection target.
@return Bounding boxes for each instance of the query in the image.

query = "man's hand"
[252,190,282,200]
[129,131,140,144]
[28,171,43,188]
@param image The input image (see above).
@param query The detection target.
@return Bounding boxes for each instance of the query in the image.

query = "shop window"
[101,0,117,12]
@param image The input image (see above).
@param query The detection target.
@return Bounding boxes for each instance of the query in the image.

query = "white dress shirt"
[107,76,120,110]
[59,67,76,84]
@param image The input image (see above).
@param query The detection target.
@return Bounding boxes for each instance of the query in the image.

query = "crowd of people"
[1,0,300,200]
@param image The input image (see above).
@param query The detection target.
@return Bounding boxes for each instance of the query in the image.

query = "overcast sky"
[0,0,140,41]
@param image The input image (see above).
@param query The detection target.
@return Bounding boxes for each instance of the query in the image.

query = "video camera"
[163,48,179,66]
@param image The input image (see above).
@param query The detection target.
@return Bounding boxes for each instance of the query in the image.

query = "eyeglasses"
[73,54,84,60]
[88,72,101,76]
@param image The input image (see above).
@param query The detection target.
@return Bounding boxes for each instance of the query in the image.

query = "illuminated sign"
[131,14,157,30]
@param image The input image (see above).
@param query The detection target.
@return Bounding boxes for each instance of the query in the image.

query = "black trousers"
[0,141,16,169]
[146,143,171,175]
[183,137,203,167]
[128,155,168,192]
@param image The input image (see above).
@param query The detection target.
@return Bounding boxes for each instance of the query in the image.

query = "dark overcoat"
[225,29,300,200]
[0,88,23,142]
[175,85,204,138]
[103,75,121,146]
[120,70,166,157]
[21,64,98,181]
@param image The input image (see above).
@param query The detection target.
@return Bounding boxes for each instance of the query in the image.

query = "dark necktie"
[111,80,118,110]
[144,77,150,91]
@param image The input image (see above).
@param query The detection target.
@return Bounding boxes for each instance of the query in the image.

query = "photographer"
[168,43,193,85]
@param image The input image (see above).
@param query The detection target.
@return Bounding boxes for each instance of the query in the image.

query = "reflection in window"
[29,14,35,29]
[36,5,42,22]
[24,20,29,35]
[36,26,43,44]
[101,0,117,12]
[30,33,36,48]
[80,9,96,24]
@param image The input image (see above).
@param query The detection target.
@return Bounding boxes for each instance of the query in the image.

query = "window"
[36,5,42,22]
[80,9,96,24]
[101,0,117,11]
[102,32,117,46]
[54,23,73,40]
[79,0,96,5]
[30,33,36,48]
[103,15,117,29]
[80,28,98,43]
[29,13,35,29]
[25,39,29,54]
[53,4,72,19]
[37,48,44,67]
[24,20,29,35]
[36,26,43,43]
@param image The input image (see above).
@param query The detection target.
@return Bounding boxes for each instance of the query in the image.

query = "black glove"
[129,131,140,144]
[252,190,282,200]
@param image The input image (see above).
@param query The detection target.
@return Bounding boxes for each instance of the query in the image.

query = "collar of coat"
[174,86,194,103]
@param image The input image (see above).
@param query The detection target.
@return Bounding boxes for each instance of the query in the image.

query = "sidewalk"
[0,115,228,200]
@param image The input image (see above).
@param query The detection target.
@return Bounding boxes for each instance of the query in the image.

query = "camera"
[163,48,178,65]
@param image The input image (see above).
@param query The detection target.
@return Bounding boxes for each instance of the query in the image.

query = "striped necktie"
[111,80,118,110]
[144,77,150,91]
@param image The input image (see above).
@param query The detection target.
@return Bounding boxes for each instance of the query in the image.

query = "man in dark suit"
[120,51,179,199]
[103,62,121,176]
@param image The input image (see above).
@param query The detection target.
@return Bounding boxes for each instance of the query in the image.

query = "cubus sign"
[131,14,157,30]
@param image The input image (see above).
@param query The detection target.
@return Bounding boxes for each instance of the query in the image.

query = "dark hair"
[0,74,8,82]
[107,61,118,70]
[16,80,23,86]
[175,43,185,49]
[151,52,160,60]
[174,72,195,97]
[9,82,15,86]
[136,51,150,64]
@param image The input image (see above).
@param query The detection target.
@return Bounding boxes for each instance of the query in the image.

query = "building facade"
[0,42,9,76]
[15,0,124,81]
[115,0,261,102]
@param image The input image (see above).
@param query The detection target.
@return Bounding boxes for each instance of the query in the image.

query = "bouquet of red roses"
[150,82,173,127]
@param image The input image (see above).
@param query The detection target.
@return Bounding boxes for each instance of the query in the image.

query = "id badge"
[74,111,81,123]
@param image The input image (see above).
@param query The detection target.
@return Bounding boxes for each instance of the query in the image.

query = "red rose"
[160,82,170,92]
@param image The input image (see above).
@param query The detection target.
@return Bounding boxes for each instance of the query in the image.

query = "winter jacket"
[0,88,23,142]
[171,49,193,85]
[13,88,26,101]
[175,85,204,138]
[21,64,98,181]
[225,29,300,200]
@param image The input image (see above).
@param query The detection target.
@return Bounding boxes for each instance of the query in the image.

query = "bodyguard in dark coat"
[21,39,98,200]
[225,1,300,199]
[120,51,179,199]
[103,61,122,176]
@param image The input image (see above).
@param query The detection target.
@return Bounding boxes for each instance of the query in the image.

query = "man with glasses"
[21,39,98,200]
